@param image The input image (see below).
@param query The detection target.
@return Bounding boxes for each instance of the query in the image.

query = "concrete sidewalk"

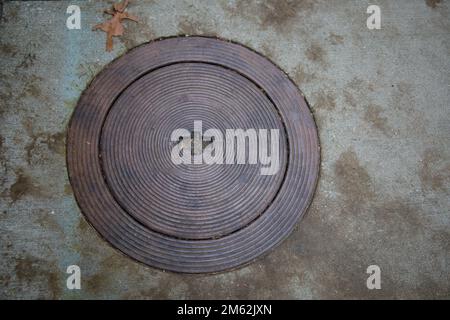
[0,0,449,299]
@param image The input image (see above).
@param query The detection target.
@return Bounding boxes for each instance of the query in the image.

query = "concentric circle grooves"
[97,61,291,241]
[67,36,320,273]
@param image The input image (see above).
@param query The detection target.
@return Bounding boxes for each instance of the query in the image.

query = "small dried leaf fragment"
[93,0,139,52]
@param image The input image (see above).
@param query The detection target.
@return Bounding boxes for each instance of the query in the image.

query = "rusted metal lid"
[67,37,320,273]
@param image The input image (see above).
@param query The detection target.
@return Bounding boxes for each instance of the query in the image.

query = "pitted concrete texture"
[0,0,449,299]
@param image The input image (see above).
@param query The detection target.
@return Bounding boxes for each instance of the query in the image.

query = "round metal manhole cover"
[67,37,320,273]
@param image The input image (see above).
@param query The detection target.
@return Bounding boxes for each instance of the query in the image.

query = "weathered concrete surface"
[0,0,449,299]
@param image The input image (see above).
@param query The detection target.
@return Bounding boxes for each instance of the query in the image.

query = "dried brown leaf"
[92,0,138,52]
